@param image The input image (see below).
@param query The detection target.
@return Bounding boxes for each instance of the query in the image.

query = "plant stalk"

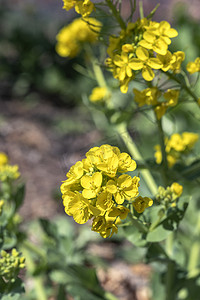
[156,116,169,187]
[116,122,158,196]
[105,0,126,29]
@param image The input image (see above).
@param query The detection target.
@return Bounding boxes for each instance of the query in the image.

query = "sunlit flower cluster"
[62,0,94,18]
[0,153,20,182]
[61,144,153,238]
[105,18,183,93]
[89,86,109,102]
[156,182,183,208]
[56,18,102,58]
[154,132,199,167]
[133,87,179,119]
[0,249,25,282]
[186,57,200,74]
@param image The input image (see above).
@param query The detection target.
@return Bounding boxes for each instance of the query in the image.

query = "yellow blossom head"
[62,0,94,18]
[61,144,151,238]
[56,18,102,58]
[0,152,8,166]
[89,87,109,102]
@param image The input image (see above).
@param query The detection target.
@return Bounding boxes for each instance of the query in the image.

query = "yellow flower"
[108,205,130,220]
[154,89,179,120]
[95,146,119,178]
[171,182,183,198]
[154,132,199,167]
[182,132,199,150]
[89,87,109,102]
[113,52,135,81]
[106,174,140,204]
[157,50,176,72]
[0,153,8,166]
[170,51,185,72]
[96,191,114,212]
[81,172,102,199]
[133,196,153,213]
[62,0,94,18]
[64,193,99,224]
[118,153,137,172]
[92,215,118,238]
[139,35,168,55]
[0,165,20,181]
[61,144,151,238]
[129,47,163,81]
[187,57,200,74]
[64,161,84,187]
[133,87,160,107]
[56,18,101,58]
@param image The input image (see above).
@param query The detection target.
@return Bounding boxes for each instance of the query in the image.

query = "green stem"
[165,233,175,300]
[165,260,175,300]
[139,0,144,19]
[165,71,199,106]
[187,212,200,277]
[105,0,126,29]
[115,122,158,196]
[156,116,169,187]
[21,246,47,300]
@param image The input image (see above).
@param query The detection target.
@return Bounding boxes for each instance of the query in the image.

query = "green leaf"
[14,183,25,210]
[147,224,171,242]
[123,224,147,247]
[67,285,104,300]
[0,278,25,299]
[39,218,58,239]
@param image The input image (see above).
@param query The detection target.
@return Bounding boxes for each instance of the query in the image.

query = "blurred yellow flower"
[187,57,200,74]
[89,87,109,102]
[56,18,102,58]
[0,152,8,166]
[154,132,199,167]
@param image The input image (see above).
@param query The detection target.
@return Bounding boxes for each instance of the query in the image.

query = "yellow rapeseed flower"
[187,57,200,74]
[0,152,8,166]
[89,87,109,102]
[61,144,152,238]
[133,196,153,213]
[129,47,163,81]
[154,132,199,167]
[56,18,102,58]
[62,0,94,18]
[133,87,160,107]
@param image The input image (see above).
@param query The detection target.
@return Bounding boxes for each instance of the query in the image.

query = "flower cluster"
[133,87,179,119]
[0,249,25,282]
[89,87,109,102]
[156,182,183,208]
[61,144,153,238]
[186,57,200,74]
[62,0,94,18]
[154,132,199,167]
[0,153,20,182]
[105,18,183,93]
[56,18,102,58]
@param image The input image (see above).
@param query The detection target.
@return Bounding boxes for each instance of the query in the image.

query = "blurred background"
[0,1,199,298]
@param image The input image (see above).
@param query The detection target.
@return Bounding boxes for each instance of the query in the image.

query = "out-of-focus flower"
[154,132,199,167]
[56,18,102,58]
[187,57,200,74]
